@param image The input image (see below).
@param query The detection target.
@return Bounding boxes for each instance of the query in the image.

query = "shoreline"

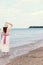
[0,40,43,65]
[6,47,43,65]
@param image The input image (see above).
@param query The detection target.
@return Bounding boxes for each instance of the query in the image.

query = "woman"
[1,22,13,56]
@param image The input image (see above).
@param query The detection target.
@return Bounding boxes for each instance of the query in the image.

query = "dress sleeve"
[1,28,3,33]
[7,24,12,31]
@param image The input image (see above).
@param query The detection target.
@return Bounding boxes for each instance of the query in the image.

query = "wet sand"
[6,47,43,65]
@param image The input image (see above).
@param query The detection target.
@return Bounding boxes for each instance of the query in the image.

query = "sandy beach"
[0,40,43,65]
[6,47,43,65]
[6,40,43,65]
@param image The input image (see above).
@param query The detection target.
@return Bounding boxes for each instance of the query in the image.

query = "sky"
[0,0,43,28]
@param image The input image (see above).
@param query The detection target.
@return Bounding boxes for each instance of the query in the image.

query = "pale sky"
[0,0,43,28]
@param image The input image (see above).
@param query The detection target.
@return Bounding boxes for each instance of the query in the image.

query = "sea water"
[10,28,43,47]
[0,28,43,65]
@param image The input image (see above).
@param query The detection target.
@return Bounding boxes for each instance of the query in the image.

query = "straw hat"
[4,22,8,27]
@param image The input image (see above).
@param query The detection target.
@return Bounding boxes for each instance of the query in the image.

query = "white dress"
[0,25,11,52]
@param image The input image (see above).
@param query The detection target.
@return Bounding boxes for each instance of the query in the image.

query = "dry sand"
[6,47,43,65]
